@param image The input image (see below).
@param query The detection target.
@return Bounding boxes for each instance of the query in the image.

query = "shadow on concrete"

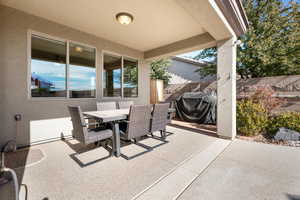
[63,139,112,168]
[168,122,218,138]
[120,135,169,160]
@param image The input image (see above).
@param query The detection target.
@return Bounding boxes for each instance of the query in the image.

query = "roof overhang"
[215,0,249,37]
[0,0,248,57]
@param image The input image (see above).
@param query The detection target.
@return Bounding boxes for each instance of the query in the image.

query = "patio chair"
[97,101,117,111]
[167,101,175,124]
[96,102,117,129]
[0,140,28,200]
[118,101,133,109]
[119,105,152,141]
[150,103,170,139]
[118,105,153,159]
[68,106,113,147]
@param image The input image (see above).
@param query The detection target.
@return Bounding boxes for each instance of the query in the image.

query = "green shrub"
[266,112,300,136]
[237,100,269,136]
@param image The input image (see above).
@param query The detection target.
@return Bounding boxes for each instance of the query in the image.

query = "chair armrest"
[119,120,130,123]
[81,123,87,127]
[86,122,100,126]
[82,122,101,127]
[20,184,28,200]
[83,118,101,127]
[84,116,96,120]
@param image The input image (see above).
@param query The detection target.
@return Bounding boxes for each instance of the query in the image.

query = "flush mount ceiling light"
[116,12,134,25]
[75,46,83,52]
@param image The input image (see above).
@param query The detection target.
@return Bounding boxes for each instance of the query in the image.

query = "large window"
[69,43,96,98]
[123,57,138,97]
[103,54,122,97]
[31,35,67,97]
[103,53,138,98]
[30,34,96,98]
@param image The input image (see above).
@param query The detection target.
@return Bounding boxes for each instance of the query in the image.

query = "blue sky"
[32,60,96,91]
[32,60,132,90]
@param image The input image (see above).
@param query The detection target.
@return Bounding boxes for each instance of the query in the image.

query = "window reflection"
[103,54,122,97]
[69,43,96,98]
[123,58,138,97]
[31,35,66,97]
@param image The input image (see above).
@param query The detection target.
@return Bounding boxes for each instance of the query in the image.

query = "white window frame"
[102,50,139,99]
[27,30,97,100]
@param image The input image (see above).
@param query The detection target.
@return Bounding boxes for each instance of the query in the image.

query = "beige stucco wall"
[0,5,150,147]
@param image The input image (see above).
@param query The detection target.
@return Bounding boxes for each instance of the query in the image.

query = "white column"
[139,60,151,104]
[217,37,237,139]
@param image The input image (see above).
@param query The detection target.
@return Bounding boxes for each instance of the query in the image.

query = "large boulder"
[274,127,300,147]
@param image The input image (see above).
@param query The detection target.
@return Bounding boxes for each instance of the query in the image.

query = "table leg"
[112,122,121,157]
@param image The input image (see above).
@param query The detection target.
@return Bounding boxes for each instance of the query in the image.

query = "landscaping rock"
[274,128,300,147]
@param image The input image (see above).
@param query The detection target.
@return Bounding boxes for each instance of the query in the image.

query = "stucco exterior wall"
[0,5,150,147]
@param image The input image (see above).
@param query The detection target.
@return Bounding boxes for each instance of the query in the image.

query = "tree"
[194,0,300,78]
[194,47,217,77]
[124,64,138,85]
[150,59,172,84]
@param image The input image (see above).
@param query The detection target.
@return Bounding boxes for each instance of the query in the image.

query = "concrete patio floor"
[13,126,223,200]
[178,140,300,200]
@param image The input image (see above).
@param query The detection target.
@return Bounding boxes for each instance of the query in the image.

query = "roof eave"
[215,0,249,37]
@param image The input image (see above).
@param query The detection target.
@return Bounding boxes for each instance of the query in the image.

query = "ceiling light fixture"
[116,12,134,25]
[75,46,83,52]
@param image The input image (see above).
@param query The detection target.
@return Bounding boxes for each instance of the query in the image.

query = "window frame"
[27,30,98,100]
[101,50,139,99]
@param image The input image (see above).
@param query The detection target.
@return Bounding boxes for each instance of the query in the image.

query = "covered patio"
[12,126,227,200]
[0,0,248,199]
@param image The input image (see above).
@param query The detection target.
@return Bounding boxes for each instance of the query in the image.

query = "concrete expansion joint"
[175,139,232,200]
[132,139,232,200]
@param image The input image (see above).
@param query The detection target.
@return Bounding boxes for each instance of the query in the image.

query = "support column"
[217,37,237,139]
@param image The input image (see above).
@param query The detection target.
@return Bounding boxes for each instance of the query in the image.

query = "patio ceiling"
[0,0,247,53]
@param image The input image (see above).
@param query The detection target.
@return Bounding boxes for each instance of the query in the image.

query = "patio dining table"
[83,108,175,157]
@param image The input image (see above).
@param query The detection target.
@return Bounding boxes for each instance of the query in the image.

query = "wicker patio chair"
[118,105,153,159]
[167,101,175,124]
[0,141,28,200]
[68,106,113,147]
[96,102,117,129]
[150,103,170,139]
[97,102,117,111]
[117,101,133,109]
[119,105,152,141]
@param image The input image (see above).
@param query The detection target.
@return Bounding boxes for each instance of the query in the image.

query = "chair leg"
[100,141,107,147]
[160,129,166,139]
[108,139,114,157]
[160,130,164,138]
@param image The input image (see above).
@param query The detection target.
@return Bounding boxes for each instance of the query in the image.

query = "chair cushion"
[86,129,113,144]
[118,122,128,133]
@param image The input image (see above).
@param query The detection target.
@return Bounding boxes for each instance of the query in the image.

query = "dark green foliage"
[150,59,172,85]
[237,86,300,137]
[237,99,269,136]
[124,64,138,84]
[266,112,300,136]
[194,47,217,76]
[194,0,300,78]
